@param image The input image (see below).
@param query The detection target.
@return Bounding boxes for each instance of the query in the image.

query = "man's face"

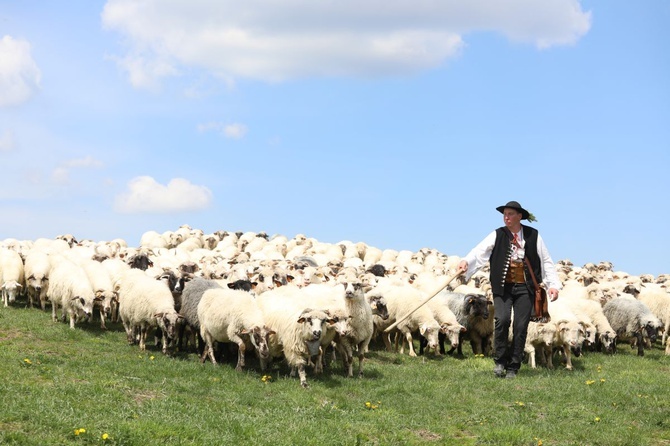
[503,208,522,228]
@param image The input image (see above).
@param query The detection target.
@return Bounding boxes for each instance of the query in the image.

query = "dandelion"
[150,356,155,361]
[586,380,595,385]
[538,440,543,446]
[594,417,601,422]
[74,428,86,436]
[600,378,606,383]
[23,358,32,365]
[365,402,372,408]
[102,433,110,441]
[515,401,525,407]
[261,375,272,383]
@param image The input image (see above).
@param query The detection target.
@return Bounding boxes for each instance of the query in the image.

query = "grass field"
[1,302,669,446]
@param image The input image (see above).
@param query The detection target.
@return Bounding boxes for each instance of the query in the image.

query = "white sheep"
[369,283,441,357]
[1,248,25,307]
[637,283,670,347]
[197,288,275,371]
[546,300,587,370]
[424,296,467,355]
[78,259,117,329]
[312,281,375,378]
[118,269,182,354]
[46,255,97,329]
[256,290,334,388]
[523,321,558,369]
[24,249,51,310]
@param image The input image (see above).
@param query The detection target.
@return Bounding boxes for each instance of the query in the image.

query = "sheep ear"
[419,324,428,336]
[154,312,165,318]
[227,283,235,289]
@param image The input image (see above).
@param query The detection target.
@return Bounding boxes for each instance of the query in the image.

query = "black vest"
[489,225,542,296]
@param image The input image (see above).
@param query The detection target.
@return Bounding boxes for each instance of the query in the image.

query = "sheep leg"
[100,309,107,330]
[636,332,645,357]
[297,363,309,388]
[69,311,77,329]
[526,344,536,368]
[382,332,393,353]
[356,340,368,378]
[139,326,148,351]
[544,345,554,369]
[235,339,246,371]
[51,302,58,323]
[403,330,417,357]
[563,345,573,370]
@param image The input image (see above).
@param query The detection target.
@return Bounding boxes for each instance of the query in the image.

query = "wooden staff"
[384,270,464,333]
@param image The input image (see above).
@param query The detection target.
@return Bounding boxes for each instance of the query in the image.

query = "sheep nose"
[313,330,321,338]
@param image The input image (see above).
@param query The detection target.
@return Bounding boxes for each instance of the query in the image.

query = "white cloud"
[0,129,15,151]
[114,176,213,213]
[101,0,591,88]
[0,35,41,107]
[197,121,248,139]
[51,156,105,185]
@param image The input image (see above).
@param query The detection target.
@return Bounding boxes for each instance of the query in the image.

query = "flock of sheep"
[1,225,669,387]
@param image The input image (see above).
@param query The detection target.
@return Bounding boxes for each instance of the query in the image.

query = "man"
[457,201,561,379]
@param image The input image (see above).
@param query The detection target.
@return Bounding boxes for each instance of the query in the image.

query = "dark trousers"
[493,283,533,372]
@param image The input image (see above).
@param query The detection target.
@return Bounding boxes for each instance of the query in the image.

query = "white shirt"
[462,229,562,291]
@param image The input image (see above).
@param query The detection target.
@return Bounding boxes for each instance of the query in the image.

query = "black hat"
[496,201,530,220]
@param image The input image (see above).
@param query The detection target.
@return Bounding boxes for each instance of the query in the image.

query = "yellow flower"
[150,356,155,360]
[594,417,601,422]
[586,380,595,385]
[23,358,32,365]
[79,428,86,434]
[515,401,525,407]
[365,402,372,408]
[600,378,606,383]
[538,440,543,446]
[102,433,109,440]
[74,429,80,436]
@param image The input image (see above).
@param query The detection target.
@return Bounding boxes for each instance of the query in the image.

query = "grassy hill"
[1,301,669,446]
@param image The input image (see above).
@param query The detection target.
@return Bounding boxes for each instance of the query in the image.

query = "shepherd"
[457,200,561,379]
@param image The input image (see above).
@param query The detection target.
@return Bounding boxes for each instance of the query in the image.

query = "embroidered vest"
[489,225,542,296]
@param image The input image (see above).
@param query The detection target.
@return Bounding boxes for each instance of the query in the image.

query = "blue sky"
[1,1,668,276]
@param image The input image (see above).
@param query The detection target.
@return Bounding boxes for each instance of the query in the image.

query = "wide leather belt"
[505,261,525,284]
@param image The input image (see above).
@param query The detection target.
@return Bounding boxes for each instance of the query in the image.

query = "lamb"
[256,290,334,388]
[197,288,275,371]
[603,296,662,357]
[1,248,25,307]
[118,269,182,354]
[522,321,558,369]
[369,283,441,357]
[46,255,97,329]
[443,291,493,356]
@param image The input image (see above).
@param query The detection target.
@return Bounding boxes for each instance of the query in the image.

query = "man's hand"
[457,260,468,275]
[548,288,559,301]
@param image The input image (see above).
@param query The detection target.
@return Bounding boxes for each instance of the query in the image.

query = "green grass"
[1,303,669,446]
